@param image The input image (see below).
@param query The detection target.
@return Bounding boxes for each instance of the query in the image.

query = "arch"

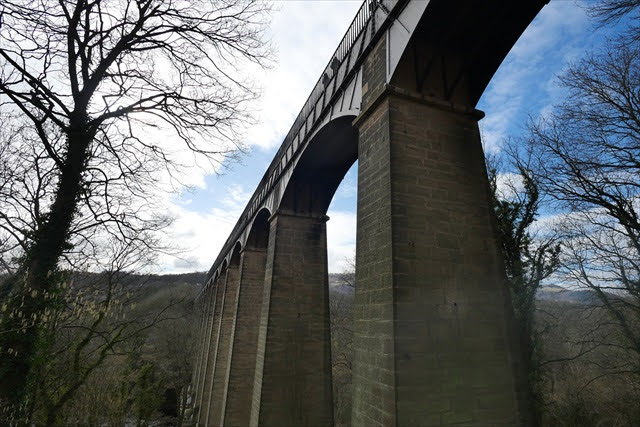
[209,272,219,290]
[246,208,271,250]
[230,241,242,267]
[279,115,358,215]
[215,260,228,282]
[389,0,544,107]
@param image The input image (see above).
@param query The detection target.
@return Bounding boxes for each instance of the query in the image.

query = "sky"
[155,0,618,275]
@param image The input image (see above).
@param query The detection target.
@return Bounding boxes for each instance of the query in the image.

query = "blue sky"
[157,0,620,274]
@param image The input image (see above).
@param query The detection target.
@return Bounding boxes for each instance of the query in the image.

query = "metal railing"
[204,0,389,285]
[284,0,373,154]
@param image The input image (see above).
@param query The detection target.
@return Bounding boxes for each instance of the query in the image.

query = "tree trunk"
[0,115,92,415]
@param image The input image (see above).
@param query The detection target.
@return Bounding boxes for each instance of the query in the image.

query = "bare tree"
[483,4,640,422]
[329,255,355,427]
[138,279,199,426]
[586,0,640,42]
[0,0,270,412]
[524,24,640,379]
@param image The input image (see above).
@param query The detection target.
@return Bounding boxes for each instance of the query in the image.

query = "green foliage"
[1,270,200,425]
[487,159,561,333]
[133,363,163,426]
[487,155,561,421]
[0,270,69,423]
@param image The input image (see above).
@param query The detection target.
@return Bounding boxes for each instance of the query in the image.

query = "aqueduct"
[190,0,548,425]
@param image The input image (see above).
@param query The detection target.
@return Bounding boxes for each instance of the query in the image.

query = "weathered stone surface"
[352,85,531,426]
[207,266,240,426]
[194,286,217,424]
[250,212,333,427]
[224,249,267,426]
[191,290,211,419]
[199,277,226,426]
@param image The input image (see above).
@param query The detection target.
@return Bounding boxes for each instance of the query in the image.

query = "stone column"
[250,211,334,427]
[351,88,530,426]
[194,287,217,422]
[207,265,241,426]
[192,296,208,388]
[224,248,268,426]
[191,292,209,409]
[198,276,226,426]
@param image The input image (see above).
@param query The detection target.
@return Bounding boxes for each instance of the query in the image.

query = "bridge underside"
[189,0,546,425]
[390,0,545,106]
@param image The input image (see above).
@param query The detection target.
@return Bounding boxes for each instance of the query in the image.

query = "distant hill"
[329,273,354,295]
[7,269,619,305]
[66,270,206,288]
[537,285,604,304]
[327,279,616,304]
[142,272,207,288]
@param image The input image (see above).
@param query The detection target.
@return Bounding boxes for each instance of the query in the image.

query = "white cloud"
[156,2,363,274]
[495,172,525,200]
[509,2,588,60]
[157,185,251,273]
[479,1,590,150]
[244,1,362,151]
[326,210,357,273]
[158,199,356,274]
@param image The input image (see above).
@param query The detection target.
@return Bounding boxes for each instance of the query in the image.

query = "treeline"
[535,299,640,424]
[1,270,202,425]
